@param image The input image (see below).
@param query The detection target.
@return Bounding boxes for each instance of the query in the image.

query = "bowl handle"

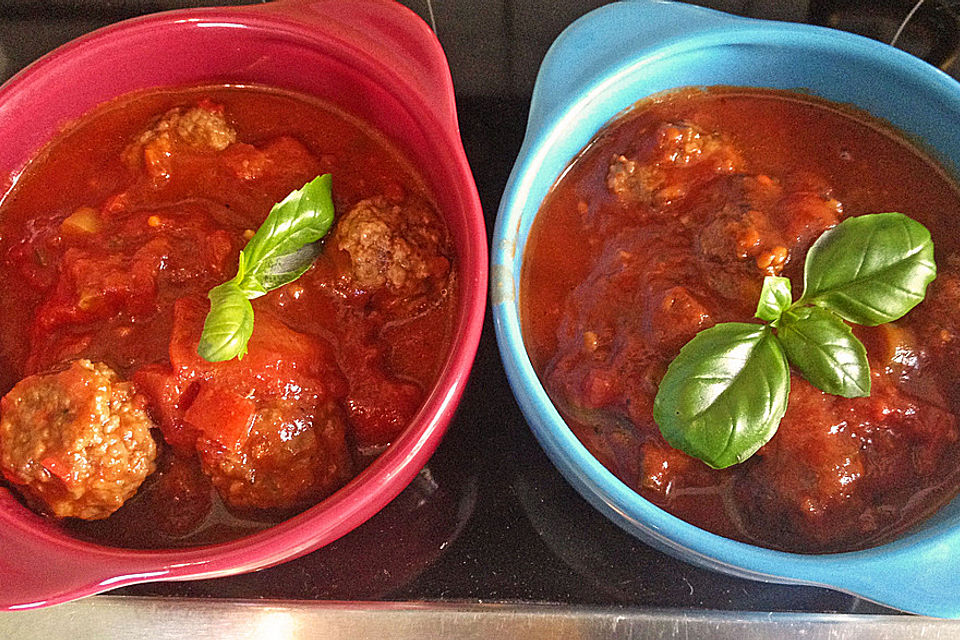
[527,0,743,135]
[820,542,960,617]
[0,502,156,609]
[244,0,460,131]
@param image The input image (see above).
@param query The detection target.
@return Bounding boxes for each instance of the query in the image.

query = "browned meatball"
[732,375,958,551]
[0,360,158,519]
[196,397,353,510]
[545,227,726,437]
[607,121,744,209]
[689,174,842,303]
[906,259,960,381]
[123,101,237,180]
[696,174,843,276]
[332,196,452,314]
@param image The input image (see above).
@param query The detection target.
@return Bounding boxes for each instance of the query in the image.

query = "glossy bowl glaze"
[0,0,486,609]
[492,0,960,618]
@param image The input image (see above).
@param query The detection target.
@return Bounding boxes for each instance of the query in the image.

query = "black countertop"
[3,0,957,615]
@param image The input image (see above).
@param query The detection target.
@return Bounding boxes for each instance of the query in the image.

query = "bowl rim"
[492,0,960,617]
[0,0,487,608]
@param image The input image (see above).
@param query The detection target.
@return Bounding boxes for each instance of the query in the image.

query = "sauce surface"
[0,84,457,547]
[521,88,960,552]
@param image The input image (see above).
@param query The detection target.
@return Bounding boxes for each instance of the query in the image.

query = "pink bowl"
[0,0,486,609]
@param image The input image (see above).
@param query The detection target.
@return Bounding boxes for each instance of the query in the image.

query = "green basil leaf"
[755,275,793,323]
[198,173,336,362]
[653,323,790,469]
[799,212,936,325]
[236,278,267,300]
[198,280,254,362]
[778,305,870,398]
[241,173,335,287]
[257,242,323,291]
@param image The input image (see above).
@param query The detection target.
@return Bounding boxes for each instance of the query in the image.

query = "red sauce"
[521,88,960,552]
[0,84,458,547]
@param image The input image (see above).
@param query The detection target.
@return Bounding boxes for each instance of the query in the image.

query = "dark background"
[1,0,957,614]
[2,1,959,94]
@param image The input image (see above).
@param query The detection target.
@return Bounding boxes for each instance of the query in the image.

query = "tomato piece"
[169,296,347,399]
[40,456,72,483]
[184,383,256,450]
[133,363,199,450]
[346,373,422,448]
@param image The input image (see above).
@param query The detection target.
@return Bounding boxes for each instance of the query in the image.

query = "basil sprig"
[198,174,335,362]
[653,212,936,469]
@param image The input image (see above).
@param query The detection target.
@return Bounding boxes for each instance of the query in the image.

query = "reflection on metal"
[2,597,960,639]
[809,0,960,71]
[425,0,437,34]
[891,0,926,46]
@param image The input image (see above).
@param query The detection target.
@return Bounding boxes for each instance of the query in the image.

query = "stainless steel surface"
[3,597,960,639]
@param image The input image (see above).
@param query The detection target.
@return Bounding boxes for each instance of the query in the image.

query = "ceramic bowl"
[492,0,960,618]
[0,0,486,609]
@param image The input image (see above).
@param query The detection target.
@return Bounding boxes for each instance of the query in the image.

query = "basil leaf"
[198,280,254,362]
[778,306,870,398]
[755,275,793,323]
[653,323,790,469]
[198,173,335,362]
[257,242,323,291]
[799,212,936,325]
[231,252,267,299]
[242,173,335,287]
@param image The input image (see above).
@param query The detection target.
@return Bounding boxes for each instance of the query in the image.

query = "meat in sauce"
[0,359,157,520]
[0,85,458,547]
[521,88,960,552]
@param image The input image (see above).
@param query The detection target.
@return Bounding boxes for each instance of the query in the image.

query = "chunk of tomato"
[133,363,199,450]
[183,383,256,450]
[346,373,422,448]
[169,296,346,400]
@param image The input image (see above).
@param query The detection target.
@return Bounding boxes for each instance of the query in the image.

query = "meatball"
[690,174,843,303]
[123,101,237,180]
[546,227,726,434]
[732,375,958,551]
[0,360,158,519]
[196,397,353,510]
[607,121,743,210]
[332,196,452,314]
[906,258,960,380]
[696,174,842,274]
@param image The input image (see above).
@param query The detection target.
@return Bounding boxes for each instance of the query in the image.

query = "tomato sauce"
[521,88,960,552]
[0,85,458,547]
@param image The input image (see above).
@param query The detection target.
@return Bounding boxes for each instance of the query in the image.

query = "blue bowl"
[491,0,960,618]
